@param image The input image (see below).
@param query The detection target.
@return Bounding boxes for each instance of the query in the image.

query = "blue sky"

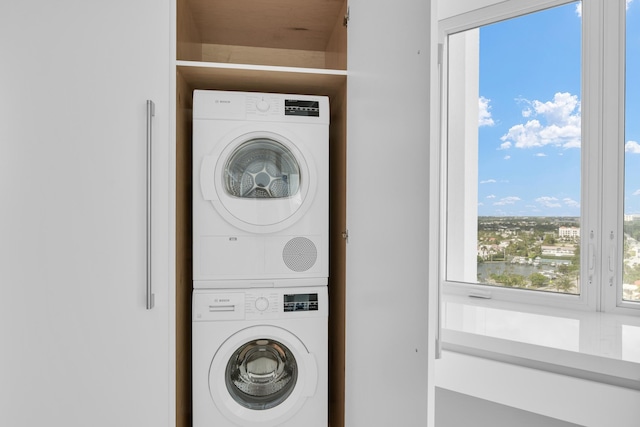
[476,0,640,217]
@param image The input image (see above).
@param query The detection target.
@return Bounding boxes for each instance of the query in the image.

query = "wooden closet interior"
[175,0,348,425]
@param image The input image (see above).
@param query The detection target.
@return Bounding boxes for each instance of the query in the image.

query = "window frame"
[601,0,639,313]
[437,0,640,316]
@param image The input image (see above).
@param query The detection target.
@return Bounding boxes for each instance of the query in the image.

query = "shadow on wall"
[435,388,583,427]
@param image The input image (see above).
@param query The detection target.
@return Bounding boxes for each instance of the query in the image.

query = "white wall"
[436,352,640,427]
[436,388,583,427]
[345,0,437,425]
[439,0,507,20]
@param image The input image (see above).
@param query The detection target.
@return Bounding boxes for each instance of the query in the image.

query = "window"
[624,1,640,302]
[440,0,640,313]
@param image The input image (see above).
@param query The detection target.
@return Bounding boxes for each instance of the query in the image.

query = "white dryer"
[192,286,328,427]
[193,90,329,288]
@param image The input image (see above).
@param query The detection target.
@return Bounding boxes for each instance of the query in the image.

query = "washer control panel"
[193,286,328,321]
[245,292,319,315]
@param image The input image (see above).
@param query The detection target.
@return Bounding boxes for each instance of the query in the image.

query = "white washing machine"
[192,286,328,427]
[193,90,329,288]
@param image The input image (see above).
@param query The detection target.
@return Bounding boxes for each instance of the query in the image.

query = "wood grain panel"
[175,70,193,427]
[185,0,345,51]
[325,1,348,70]
[177,0,202,61]
[328,82,347,427]
[201,44,327,69]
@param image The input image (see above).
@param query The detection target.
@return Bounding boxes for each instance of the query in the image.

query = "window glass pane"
[446,2,582,295]
[624,0,640,302]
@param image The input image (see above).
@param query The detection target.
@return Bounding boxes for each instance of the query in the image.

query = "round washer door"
[209,326,318,427]
[200,130,317,234]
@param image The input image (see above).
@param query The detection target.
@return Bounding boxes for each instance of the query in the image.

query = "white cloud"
[531,92,580,126]
[487,194,496,199]
[522,108,533,118]
[535,153,547,157]
[625,141,640,153]
[504,155,511,160]
[558,139,581,149]
[634,189,640,196]
[494,196,521,206]
[500,92,581,150]
[563,198,580,208]
[480,179,497,184]
[536,196,561,208]
[628,0,634,10]
[479,96,495,127]
[499,141,512,150]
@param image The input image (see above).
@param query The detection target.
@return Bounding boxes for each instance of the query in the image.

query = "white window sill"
[438,295,640,426]
[441,294,640,387]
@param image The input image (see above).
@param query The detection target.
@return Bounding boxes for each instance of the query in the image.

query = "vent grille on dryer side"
[282,237,318,272]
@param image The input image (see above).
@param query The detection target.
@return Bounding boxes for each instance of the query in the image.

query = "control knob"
[255,297,269,312]
[256,100,270,113]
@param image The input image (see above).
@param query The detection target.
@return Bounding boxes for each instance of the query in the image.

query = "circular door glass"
[225,338,298,410]
[224,139,301,199]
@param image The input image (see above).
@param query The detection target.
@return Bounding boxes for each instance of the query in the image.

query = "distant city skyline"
[476,1,640,217]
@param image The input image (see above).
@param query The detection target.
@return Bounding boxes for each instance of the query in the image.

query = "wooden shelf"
[177,61,347,98]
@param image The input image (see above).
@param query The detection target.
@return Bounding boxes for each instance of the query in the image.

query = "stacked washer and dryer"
[192,90,330,427]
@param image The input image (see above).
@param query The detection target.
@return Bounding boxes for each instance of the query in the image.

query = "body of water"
[477,259,570,281]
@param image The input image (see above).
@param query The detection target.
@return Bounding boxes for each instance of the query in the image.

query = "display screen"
[284,100,320,117]
[284,293,318,312]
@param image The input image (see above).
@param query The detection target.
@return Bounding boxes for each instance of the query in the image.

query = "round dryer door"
[225,139,301,200]
[209,326,318,427]
[201,130,316,234]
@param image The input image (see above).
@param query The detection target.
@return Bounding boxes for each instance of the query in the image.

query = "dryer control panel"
[246,95,321,118]
[192,90,330,124]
